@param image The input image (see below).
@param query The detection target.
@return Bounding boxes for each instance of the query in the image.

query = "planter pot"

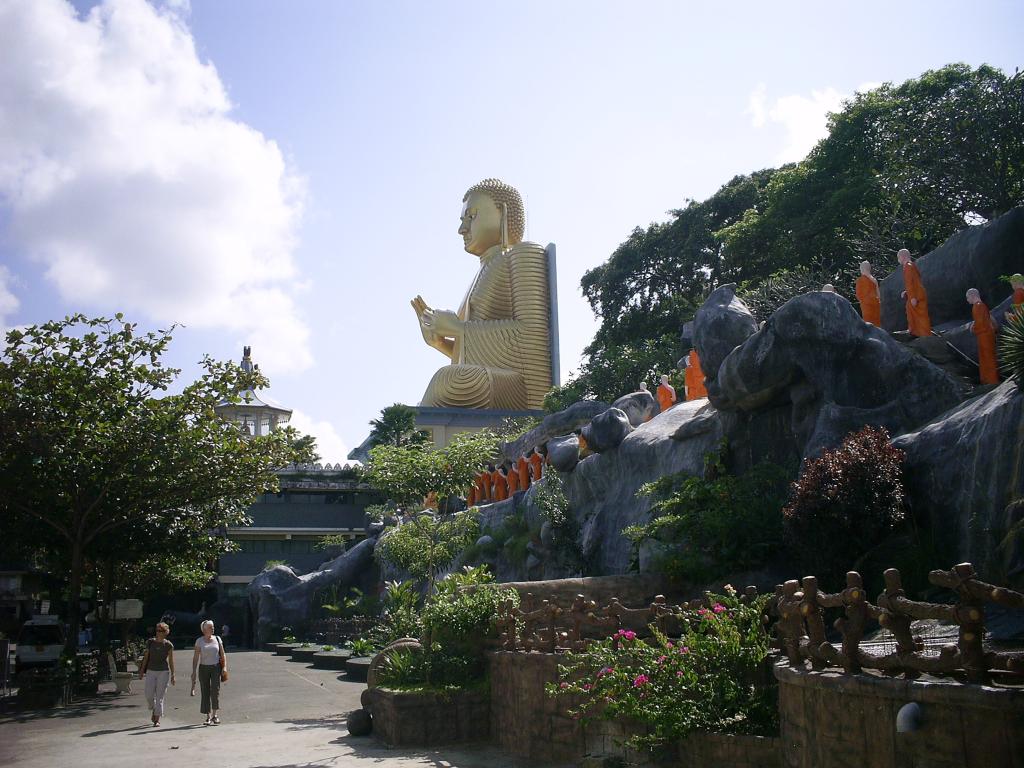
[363,687,490,747]
[274,643,303,656]
[289,645,325,663]
[113,672,134,694]
[312,650,353,670]
[345,656,373,682]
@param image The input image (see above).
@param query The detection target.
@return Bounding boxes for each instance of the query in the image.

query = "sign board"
[112,599,143,620]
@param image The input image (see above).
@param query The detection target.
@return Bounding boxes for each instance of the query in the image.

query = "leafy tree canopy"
[551,64,1024,410]
[0,314,293,648]
[368,403,430,448]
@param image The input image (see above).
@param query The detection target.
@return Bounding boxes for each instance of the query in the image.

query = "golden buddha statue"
[411,178,553,410]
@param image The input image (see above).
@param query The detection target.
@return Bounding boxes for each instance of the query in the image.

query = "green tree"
[278,425,321,464]
[375,509,481,592]
[368,403,430,448]
[365,429,501,509]
[0,315,291,651]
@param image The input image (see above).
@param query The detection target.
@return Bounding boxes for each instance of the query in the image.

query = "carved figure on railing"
[799,576,829,670]
[776,580,806,666]
[823,571,875,674]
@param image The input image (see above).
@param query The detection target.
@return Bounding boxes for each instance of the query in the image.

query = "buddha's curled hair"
[464,178,525,245]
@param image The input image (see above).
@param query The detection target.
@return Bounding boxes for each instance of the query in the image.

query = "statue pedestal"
[349,406,544,462]
[410,406,543,449]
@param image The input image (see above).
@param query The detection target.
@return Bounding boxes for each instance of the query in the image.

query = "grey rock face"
[893,381,1023,578]
[714,291,967,457]
[248,536,379,643]
[546,434,580,472]
[500,399,610,463]
[693,283,759,398]
[612,391,659,426]
[879,207,1024,331]
[566,400,725,575]
[583,407,634,453]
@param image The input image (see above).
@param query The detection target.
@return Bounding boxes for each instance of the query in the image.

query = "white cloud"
[0,266,21,335]
[0,0,310,373]
[289,408,351,465]
[747,83,849,164]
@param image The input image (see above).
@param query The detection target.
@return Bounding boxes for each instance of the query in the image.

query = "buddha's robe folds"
[507,468,520,494]
[903,262,932,336]
[972,302,999,385]
[492,470,509,502]
[422,243,552,410]
[856,275,882,326]
[517,456,531,490]
[684,351,707,400]
[529,452,544,481]
[657,382,676,412]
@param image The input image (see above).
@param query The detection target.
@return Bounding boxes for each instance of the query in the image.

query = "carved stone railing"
[773,562,1024,684]
[493,562,1024,685]
[493,586,762,653]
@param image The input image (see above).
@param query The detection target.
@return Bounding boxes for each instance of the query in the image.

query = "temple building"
[213,348,377,606]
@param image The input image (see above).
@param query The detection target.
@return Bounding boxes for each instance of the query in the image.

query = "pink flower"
[657,655,667,664]
[698,608,709,616]
[632,674,649,688]
[666,642,674,649]
[676,671,684,678]
[713,603,726,614]
[615,629,637,641]
[678,646,690,654]
[597,667,613,678]
[582,683,592,691]
[559,682,569,689]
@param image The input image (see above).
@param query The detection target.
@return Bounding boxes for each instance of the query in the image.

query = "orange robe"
[578,433,589,456]
[855,275,882,327]
[657,382,676,412]
[529,452,544,481]
[476,471,489,502]
[517,456,531,490]
[491,470,509,501]
[1013,287,1024,314]
[903,262,931,336]
[972,302,999,385]
[507,467,519,494]
[684,350,707,400]
[467,486,477,506]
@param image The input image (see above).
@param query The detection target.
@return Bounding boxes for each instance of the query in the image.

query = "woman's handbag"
[217,636,229,682]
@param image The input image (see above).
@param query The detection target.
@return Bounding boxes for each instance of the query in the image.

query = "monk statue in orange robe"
[529,447,544,482]
[967,289,999,385]
[656,374,677,412]
[1009,273,1024,316]
[491,466,509,502]
[683,350,707,401]
[517,455,531,490]
[898,248,931,336]
[467,486,477,506]
[855,260,881,327]
[506,462,520,494]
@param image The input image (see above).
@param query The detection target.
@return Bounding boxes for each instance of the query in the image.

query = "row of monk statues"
[467,447,548,506]
[842,249,1018,386]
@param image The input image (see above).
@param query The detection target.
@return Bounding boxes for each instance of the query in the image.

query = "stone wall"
[775,663,1024,768]
[362,687,489,747]
[488,650,781,766]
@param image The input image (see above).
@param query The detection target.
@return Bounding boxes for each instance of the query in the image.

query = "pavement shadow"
[82,724,152,737]
[276,715,349,732]
[0,693,135,724]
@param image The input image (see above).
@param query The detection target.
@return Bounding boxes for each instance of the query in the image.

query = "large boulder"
[879,206,1024,331]
[248,536,379,643]
[893,380,1024,579]
[714,291,967,457]
[583,407,634,453]
[500,399,609,463]
[546,434,580,472]
[612,390,659,426]
[692,283,759,399]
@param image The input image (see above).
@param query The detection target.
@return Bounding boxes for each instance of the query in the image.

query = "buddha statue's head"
[459,178,525,256]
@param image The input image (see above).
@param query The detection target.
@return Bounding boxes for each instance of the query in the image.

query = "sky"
[1,0,1021,462]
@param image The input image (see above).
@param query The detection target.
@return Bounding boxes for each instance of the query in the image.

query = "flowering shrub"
[546,590,777,751]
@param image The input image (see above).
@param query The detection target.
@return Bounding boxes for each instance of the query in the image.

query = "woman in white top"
[191,620,228,725]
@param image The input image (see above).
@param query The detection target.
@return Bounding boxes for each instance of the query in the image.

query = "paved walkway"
[0,650,554,768]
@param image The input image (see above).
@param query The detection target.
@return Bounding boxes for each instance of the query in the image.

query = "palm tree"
[368,404,430,448]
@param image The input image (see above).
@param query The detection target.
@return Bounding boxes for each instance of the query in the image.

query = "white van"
[15,616,66,673]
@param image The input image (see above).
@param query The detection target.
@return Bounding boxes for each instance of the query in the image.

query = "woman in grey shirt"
[191,619,228,725]
[140,622,175,726]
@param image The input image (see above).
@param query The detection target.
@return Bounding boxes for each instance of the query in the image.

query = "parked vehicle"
[15,616,66,673]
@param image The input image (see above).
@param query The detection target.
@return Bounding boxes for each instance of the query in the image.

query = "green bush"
[998,308,1024,384]
[624,450,789,584]
[783,426,905,582]
[547,590,777,751]
[376,508,480,591]
[348,637,377,657]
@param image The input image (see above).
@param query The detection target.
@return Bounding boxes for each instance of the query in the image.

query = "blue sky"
[1,0,1021,460]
